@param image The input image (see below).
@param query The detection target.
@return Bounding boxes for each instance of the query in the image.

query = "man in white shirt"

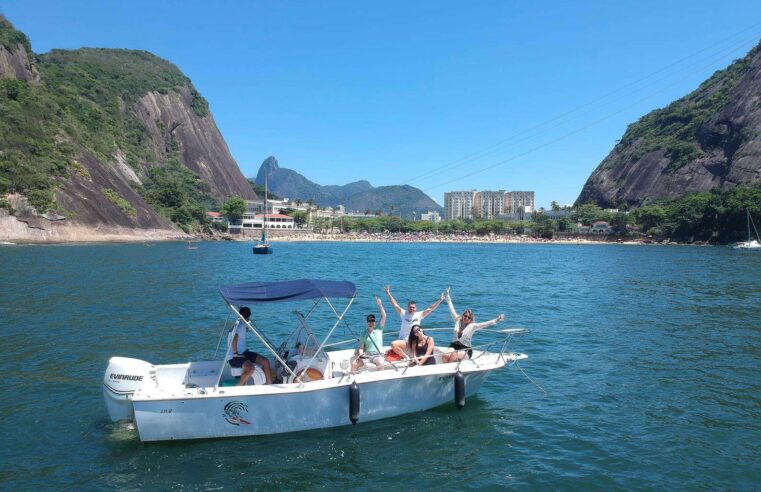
[385,285,445,360]
[228,306,273,385]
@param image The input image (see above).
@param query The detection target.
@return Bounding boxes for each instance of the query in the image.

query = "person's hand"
[375,295,382,306]
[497,314,505,322]
[439,292,445,302]
[445,287,451,297]
[384,285,391,294]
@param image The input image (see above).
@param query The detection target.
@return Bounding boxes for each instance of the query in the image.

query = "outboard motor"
[103,357,158,422]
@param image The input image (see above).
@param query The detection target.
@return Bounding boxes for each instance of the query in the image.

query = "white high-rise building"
[444,191,477,220]
[420,211,441,223]
[477,190,506,219]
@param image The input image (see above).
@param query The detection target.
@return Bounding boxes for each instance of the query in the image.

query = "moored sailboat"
[253,170,273,255]
[734,210,761,249]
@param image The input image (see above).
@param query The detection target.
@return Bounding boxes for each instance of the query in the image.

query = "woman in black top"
[407,324,435,366]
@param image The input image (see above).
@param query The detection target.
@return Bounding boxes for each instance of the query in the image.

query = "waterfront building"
[444,191,477,220]
[420,211,441,223]
[205,211,226,223]
[591,221,612,234]
[504,191,535,214]
[477,191,506,219]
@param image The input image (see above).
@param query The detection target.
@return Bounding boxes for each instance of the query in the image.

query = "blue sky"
[3,1,761,207]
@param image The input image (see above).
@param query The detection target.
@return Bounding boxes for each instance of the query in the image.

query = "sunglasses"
[463,314,472,319]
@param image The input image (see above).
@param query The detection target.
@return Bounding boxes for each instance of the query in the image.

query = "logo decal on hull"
[223,401,251,425]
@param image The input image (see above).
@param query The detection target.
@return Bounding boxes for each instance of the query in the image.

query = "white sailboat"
[253,170,272,254]
[734,210,761,249]
[102,279,527,441]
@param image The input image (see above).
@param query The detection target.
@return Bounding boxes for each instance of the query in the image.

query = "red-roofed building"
[205,211,225,223]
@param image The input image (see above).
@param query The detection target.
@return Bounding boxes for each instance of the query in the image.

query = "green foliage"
[0,197,14,214]
[249,181,279,199]
[0,78,72,201]
[630,183,761,242]
[101,188,136,217]
[211,220,228,232]
[606,41,761,172]
[136,162,215,232]
[189,87,209,117]
[571,204,611,225]
[0,16,32,54]
[0,38,213,226]
[287,210,309,227]
[220,196,247,220]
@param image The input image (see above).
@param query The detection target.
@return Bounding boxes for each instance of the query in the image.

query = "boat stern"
[103,357,158,422]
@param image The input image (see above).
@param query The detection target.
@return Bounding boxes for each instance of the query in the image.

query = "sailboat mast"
[263,170,268,241]
[748,210,752,242]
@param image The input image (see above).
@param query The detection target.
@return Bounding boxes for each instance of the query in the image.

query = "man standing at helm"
[385,285,445,360]
[227,306,273,385]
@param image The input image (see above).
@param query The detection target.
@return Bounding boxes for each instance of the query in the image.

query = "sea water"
[0,241,759,489]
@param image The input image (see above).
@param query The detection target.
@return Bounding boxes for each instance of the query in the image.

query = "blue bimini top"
[218,279,357,305]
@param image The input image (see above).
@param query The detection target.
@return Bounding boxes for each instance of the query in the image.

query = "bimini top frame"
[217,279,358,387]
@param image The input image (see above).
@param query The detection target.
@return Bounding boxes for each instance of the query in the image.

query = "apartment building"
[477,190,506,219]
[504,191,535,214]
[444,191,477,220]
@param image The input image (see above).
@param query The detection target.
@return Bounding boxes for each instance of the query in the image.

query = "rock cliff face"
[577,42,761,207]
[133,88,255,201]
[0,42,38,83]
[0,17,255,241]
[253,156,443,217]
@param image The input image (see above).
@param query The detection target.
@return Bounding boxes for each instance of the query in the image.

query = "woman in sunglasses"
[442,288,505,364]
[407,324,436,366]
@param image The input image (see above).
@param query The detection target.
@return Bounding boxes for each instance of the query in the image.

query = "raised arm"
[471,313,506,331]
[384,285,402,315]
[375,295,387,327]
[445,288,458,321]
[421,291,446,318]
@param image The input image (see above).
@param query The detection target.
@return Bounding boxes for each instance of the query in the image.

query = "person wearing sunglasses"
[407,324,436,366]
[442,288,505,364]
[351,296,387,372]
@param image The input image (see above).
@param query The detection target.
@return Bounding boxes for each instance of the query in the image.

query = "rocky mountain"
[252,156,443,217]
[577,41,761,208]
[0,17,255,242]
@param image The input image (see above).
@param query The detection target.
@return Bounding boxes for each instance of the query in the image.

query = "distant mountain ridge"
[577,41,761,208]
[252,156,442,217]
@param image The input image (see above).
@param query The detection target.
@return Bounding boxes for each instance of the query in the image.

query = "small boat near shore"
[734,210,761,249]
[102,279,527,441]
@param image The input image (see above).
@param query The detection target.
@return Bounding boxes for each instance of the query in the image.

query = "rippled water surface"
[1,242,760,490]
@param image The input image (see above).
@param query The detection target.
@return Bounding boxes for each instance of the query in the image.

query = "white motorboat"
[103,279,527,441]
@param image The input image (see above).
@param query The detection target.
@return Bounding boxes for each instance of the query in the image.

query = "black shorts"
[229,350,262,368]
[449,341,472,358]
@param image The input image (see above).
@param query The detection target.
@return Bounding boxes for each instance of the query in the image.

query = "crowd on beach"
[267,230,617,244]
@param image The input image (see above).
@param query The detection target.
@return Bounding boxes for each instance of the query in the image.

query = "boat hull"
[253,246,272,254]
[132,368,492,441]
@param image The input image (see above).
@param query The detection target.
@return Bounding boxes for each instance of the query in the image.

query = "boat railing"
[390,326,527,374]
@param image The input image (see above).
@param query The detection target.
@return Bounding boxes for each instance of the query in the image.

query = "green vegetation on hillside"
[249,181,278,199]
[101,188,136,217]
[135,161,216,232]
[609,41,761,171]
[38,48,207,167]
[0,16,32,54]
[631,183,761,242]
[0,78,73,211]
[1,17,212,220]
